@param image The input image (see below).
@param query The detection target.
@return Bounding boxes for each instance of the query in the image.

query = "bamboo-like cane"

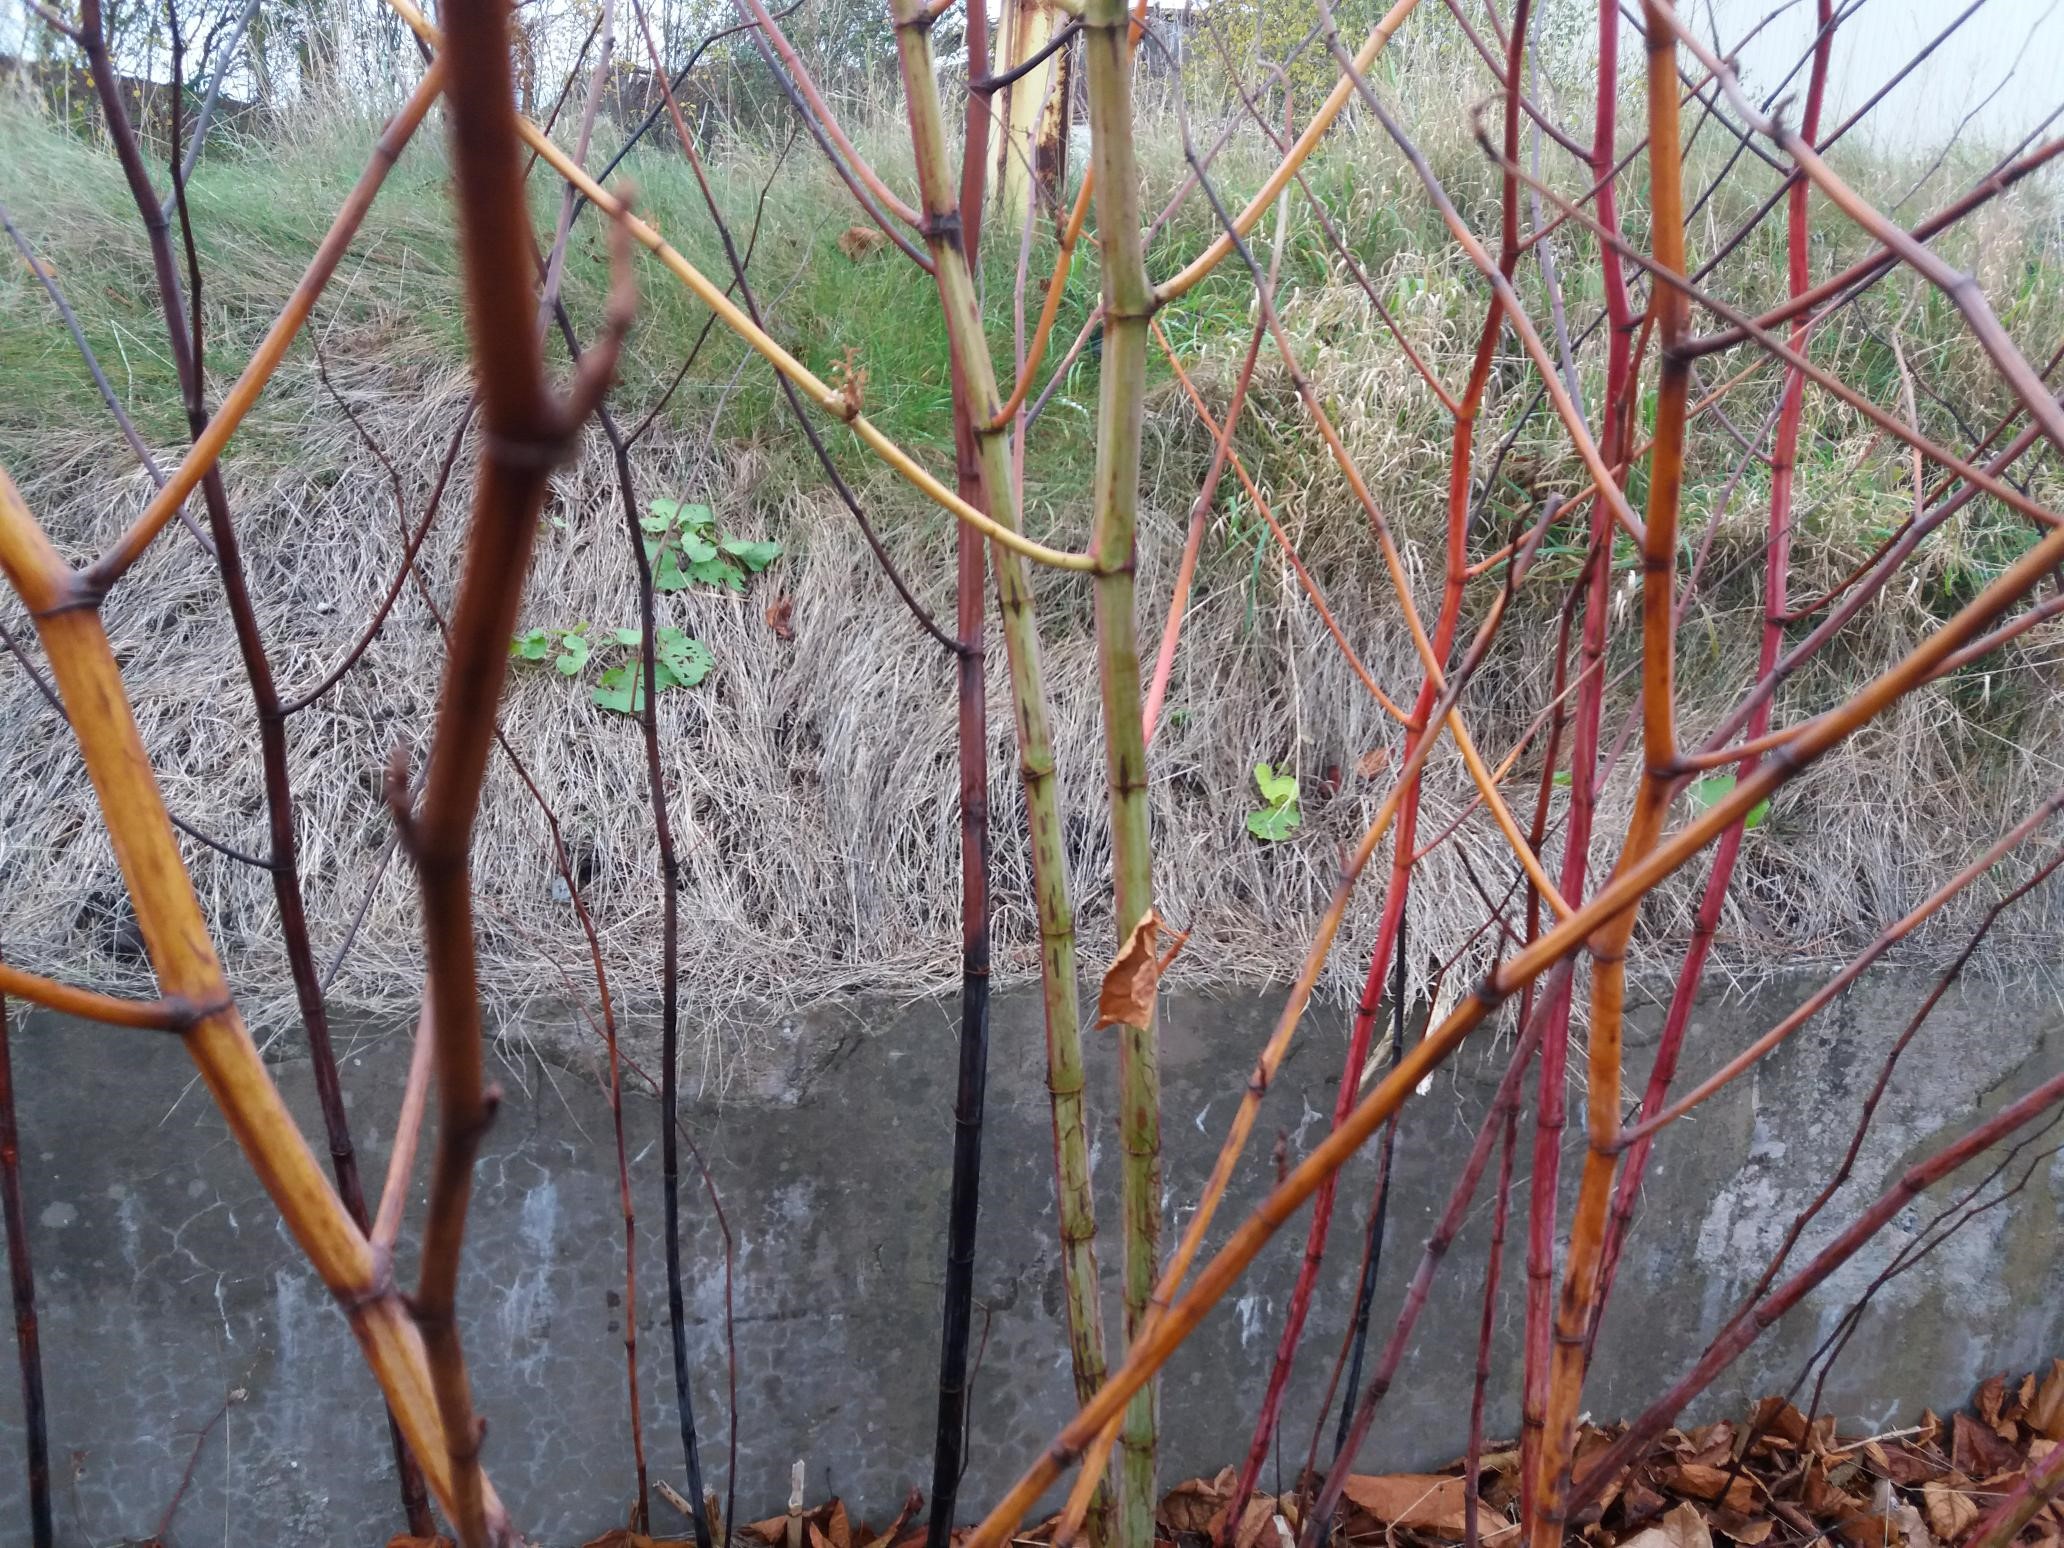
[1075,2,1166,1536]
[74,17,434,1519]
[1567,1065,2064,1518]
[1050,510,1561,1548]
[1969,1434,2064,1548]
[879,4,1114,1530]
[1651,2,2064,458]
[1154,0,1420,303]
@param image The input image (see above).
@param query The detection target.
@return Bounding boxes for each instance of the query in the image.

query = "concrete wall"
[0,971,2058,1545]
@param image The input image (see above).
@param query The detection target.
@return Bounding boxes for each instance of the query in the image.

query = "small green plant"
[1246,761,1302,841]
[512,621,714,716]
[510,622,591,675]
[641,498,782,593]
[591,626,713,715]
[512,499,777,716]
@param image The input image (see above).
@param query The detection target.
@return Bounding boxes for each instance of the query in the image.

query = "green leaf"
[1552,770,1573,787]
[553,632,590,675]
[512,629,552,661]
[654,550,693,591]
[678,532,720,564]
[689,554,743,591]
[1247,762,1301,843]
[641,499,680,533]
[655,627,713,687]
[1687,772,1771,830]
[679,502,717,532]
[613,626,644,647]
[1253,762,1299,808]
[1246,803,1301,842]
[721,537,783,573]
[592,663,644,715]
[1687,773,1736,812]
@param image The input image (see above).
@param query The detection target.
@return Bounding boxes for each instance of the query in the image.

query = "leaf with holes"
[655,627,713,688]
[691,554,744,591]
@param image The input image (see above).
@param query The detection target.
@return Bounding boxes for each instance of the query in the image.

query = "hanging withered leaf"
[837,225,890,261]
[1095,908,1189,1030]
[766,594,797,642]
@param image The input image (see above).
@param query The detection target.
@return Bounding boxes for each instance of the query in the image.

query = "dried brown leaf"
[1095,909,1187,1030]
[1922,1483,1982,1543]
[1661,1464,1757,1514]
[836,225,890,260]
[1711,1512,1775,1546]
[1161,1474,1231,1535]
[1869,1442,1949,1488]
[1953,1413,2021,1479]
[1342,1473,1472,1536]
[1803,1460,1864,1524]
[1354,747,1392,778]
[863,1488,925,1548]
[2032,1360,2064,1441]
[1209,1494,1279,1548]
[1619,1500,1714,1548]
[2012,1374,2038,1425]
[1976,1377,2008,1431]
[1876,1477,1939,1548]
[1752,1399,1810,1449]
[1578,1427,1630,1520]
[766,595,796,642]
[1618,1474,1669,1527]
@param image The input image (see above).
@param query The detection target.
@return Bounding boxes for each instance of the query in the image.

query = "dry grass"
[3,59,2064,1079]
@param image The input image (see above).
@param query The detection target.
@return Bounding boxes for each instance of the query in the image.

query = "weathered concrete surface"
[0,972,2058,1544]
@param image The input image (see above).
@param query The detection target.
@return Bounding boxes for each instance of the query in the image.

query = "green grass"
[2,56,2060,592]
